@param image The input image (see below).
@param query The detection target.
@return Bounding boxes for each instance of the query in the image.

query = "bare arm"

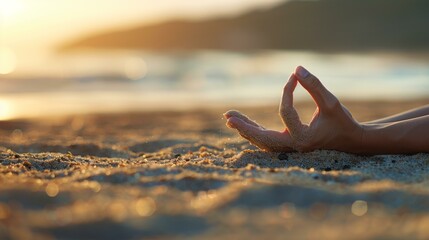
[365,105,429,124]
[361,115,429,154]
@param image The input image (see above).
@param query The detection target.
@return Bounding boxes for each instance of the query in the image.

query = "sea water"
[0,50,428,119]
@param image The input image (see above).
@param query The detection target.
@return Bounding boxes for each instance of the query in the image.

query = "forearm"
[365,104,429,124]
[359,115,429,154]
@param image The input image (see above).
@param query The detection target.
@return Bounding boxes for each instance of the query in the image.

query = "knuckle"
[307,76,322,89]
[324,97,341,112]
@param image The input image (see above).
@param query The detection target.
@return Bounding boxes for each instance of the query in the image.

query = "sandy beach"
[1,100,429,240]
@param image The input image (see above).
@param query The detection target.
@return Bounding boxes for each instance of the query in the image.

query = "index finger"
[279,74,305,139]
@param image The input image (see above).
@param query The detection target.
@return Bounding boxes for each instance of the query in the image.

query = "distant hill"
[61,0,429,52]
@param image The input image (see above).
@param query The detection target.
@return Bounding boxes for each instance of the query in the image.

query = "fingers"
[223,110,263,129]
[226,117,267,149]
[281,74,298,107]
[279,74,305,139]
[226,117,293,152]
[294,66,339,111]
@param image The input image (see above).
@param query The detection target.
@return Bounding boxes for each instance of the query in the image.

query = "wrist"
[349,123,367,153]
[357,122,392,154]
[330,122,366,153]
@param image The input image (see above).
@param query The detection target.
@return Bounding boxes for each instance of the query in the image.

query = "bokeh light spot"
[11,128,23,141]
[123,57,147,80]
[45,183,60,197]
[351,200,368,216]
[135,197,156,217]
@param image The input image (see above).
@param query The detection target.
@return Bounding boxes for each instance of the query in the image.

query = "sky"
[0,0,285,51]
[0,0,290,117]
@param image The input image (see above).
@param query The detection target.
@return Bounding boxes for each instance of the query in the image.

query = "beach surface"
[1,100,429,240]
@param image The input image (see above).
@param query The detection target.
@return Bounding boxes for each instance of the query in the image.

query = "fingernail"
[228,117,245,129]
[224,110,240,119]
[296,66,309,78]
[226,118,238,128]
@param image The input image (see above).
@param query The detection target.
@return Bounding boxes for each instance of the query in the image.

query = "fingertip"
[223,110,238,119]
[293,66,334,111]
[295,66,310,79]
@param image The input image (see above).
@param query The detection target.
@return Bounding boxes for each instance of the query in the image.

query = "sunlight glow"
[0,99,14,120]
[0,0,284,56]
[0,47,17,74]
[0,0,23,18]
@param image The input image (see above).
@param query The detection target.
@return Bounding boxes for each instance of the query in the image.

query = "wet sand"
[0,100,429,240]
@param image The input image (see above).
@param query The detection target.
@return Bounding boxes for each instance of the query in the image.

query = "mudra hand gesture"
[224,66,363,153]
[224,66,429,154]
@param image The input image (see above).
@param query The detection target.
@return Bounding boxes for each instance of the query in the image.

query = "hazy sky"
[0,0,286,51]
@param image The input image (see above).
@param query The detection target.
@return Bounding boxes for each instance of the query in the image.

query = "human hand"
[224,66,363,152]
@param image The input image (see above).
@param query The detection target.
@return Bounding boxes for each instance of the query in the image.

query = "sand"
[0,100,429,240]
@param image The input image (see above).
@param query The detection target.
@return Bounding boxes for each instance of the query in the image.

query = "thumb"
[226,117,269,149]
[295,66,338,111]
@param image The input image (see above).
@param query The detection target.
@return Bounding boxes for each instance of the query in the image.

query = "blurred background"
[1,0,429,119]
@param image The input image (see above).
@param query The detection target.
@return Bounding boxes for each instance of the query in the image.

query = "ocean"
[0,50,428,119]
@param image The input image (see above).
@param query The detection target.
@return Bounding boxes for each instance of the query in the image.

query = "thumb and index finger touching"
[294,66,338,111]
[223,66,336,150]
[280,66,337,138]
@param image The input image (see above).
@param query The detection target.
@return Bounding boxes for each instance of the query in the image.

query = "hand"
[224,66,363,152]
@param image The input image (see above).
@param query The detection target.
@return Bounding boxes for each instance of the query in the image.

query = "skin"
[224,66,429,154]
[364,105,429,124]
